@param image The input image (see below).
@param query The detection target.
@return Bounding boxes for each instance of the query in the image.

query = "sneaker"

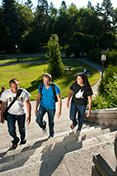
[70,124,75,129]
[48,135,54,139]
[20,139,26,145]
[42,128,47,134]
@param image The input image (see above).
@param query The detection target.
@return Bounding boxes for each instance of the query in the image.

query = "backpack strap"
[40,83,43,94]
[52,83,58,102]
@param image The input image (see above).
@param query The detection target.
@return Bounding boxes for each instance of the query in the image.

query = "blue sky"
[0,0,117,9]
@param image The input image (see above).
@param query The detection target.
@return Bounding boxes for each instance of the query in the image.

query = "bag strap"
[52,83,56,98]
[6,89,23,111]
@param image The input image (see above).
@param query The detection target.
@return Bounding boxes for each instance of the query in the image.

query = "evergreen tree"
[2,0,20,49]
[46,34,65,77]
[101,0,113,31]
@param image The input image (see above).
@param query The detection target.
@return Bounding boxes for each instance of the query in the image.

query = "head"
[9,78,19,93]
[43,73,52,86]
[76,72,91,90]
[1,87,5,92]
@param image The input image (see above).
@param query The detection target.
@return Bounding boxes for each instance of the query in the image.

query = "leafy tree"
[61,1,67,10]
[15,2,34,36]
[98,32,115,50]
[0,7,14,53]
[33,0,49,45]
[67,32,84,57]
[87,1,95,11]
[25,0,33,10]
[46,34,65,77]
[101,0,113,32]
[112,8,117,32]
[2,0,20,49]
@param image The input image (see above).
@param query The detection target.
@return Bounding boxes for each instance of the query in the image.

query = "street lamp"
[15,44,19,62]
[101,51,106,79]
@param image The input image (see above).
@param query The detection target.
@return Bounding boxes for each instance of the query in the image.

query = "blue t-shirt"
[38,83,61,110]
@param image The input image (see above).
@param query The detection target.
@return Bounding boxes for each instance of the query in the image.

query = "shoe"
[12,143,18,149]
[12,137,19,149]
[70,124,75,129]
[42,121,47,134]
[42,128,47,134]
[20,139,26,145]
[48,135,54,139]
[77,128,81,132]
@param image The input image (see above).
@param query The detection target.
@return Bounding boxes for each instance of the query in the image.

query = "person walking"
[35,73,62,138]
[1,78,31,149]
[66,72,93,131]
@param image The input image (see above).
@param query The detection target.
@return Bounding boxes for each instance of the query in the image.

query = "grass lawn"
[0,60,100,100]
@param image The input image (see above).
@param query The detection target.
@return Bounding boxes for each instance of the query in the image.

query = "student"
[66,72,93,131]
[1,78,31,149]
[35,73,62,138]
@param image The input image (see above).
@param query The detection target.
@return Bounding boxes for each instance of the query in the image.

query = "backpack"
[40,83,58,102]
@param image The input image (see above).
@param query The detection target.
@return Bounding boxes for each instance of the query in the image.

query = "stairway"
[0,100,117,176]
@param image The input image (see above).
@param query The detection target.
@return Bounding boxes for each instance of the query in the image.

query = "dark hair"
[77,72,91,91]
[9,78,19,86]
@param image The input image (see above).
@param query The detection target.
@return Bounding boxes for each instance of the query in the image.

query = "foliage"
[98,32,115,50]
[88,47,117,66]
[92,75,117,109]
[46,34,65,77]
[2,0,20,49]
[92,65,117,109]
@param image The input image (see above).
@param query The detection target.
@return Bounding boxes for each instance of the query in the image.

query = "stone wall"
[84,108,117,127]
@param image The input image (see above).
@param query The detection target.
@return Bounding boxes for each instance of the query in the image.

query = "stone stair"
[0,122,117,176]
[0,100,117,176]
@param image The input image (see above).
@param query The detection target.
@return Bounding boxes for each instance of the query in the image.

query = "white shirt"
[1,88,31,115]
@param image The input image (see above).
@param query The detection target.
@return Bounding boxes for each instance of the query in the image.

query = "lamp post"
[15,44,19,62]
[101,51,106,80]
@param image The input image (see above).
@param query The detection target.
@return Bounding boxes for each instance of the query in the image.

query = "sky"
[0,0,117,9]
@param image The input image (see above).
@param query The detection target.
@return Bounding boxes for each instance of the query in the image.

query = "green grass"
[0,60,100,100]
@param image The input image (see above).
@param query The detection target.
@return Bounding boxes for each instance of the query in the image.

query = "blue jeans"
[70,102,86,130]
[36,105,55,137]
[7,113,26,144]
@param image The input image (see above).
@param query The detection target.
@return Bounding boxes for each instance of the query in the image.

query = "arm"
[87,95,92,117]
[26,99,31,124]
[1,101,6,124]
[66,90,73,108]
[56,93,62,118]
[35,93,41,116]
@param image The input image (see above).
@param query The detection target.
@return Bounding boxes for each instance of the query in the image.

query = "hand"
[87,111,91,117]
[35,109,38,116]
[1,116,5,124]
[57,111,61,118]
[66,102,69,108]
[26,116,31,124]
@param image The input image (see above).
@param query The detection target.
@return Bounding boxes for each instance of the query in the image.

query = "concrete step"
[0,131,115,176]
[0,126,116,173]
[93,147,117,176]
[0,122,97,149]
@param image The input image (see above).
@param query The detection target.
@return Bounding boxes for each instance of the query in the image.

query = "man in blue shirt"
[35,73,62,138]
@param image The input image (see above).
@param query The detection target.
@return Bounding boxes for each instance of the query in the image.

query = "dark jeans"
[36,105,55,137]
[70,102,86,130]
[7,113,26,144]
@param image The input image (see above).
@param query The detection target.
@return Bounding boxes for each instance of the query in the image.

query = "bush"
[92,65,117,109]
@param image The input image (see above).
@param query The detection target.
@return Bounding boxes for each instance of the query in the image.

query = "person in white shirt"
[1,78,31,149]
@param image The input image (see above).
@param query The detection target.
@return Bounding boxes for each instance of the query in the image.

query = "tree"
[87,1,95,11]
[15,2,34,36]
[61,1,67,10]
[101,0,113,32]
[2,0,20,49]
[46,34,65,77]
[25,0,33,10]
